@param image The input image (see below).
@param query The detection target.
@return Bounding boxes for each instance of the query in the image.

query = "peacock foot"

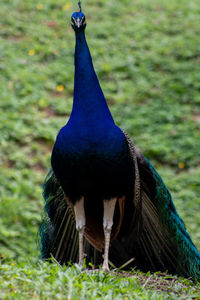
[102,262,110,272]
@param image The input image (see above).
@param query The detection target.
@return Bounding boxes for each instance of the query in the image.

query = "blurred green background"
[0,0,200,262]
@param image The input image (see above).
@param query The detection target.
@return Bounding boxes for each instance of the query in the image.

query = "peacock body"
[40,6,200,281]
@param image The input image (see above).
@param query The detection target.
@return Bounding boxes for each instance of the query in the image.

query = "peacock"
[40,2,200,280]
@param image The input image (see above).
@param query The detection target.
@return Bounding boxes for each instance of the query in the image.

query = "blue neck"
[69,30,114,125]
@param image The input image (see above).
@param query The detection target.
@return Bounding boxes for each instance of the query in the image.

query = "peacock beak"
[76,18,80,28]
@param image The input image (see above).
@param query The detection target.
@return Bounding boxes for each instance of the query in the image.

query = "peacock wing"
[40,169,102,265]
[139,154,200,280]
[39,169,78,264]
[111,130,200,280]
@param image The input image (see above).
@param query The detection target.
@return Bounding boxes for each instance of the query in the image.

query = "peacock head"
[71,12,86,32]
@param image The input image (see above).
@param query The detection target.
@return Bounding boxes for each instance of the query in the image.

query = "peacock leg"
[102,198,117,271]
[74,196,86,267]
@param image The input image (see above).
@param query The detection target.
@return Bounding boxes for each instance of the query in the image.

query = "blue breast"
[51,122,133,202]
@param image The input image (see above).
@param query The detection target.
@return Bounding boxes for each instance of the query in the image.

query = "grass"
[0,0,200,298]
[1,261,200,299]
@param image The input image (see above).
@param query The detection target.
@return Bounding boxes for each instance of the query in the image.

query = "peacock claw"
[78,263,83,269]
[102,264,110,272]
[78,253,87,268]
